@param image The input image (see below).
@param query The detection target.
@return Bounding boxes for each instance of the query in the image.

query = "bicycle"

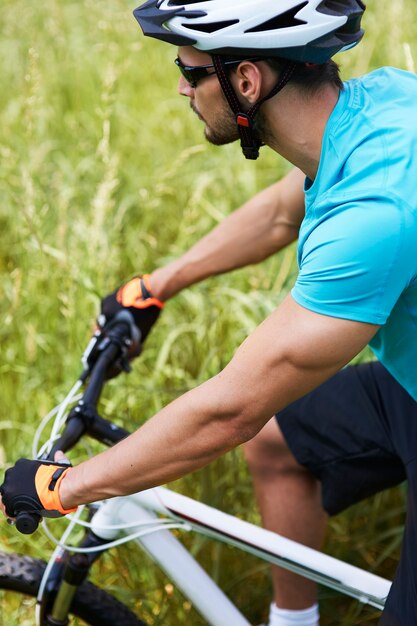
[0,312,392,625]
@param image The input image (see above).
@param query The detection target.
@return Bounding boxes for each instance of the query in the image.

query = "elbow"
[202,374,271,449]
[226,415,263,448]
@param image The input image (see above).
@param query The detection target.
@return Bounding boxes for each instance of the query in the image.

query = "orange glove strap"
[35,465,77,515]
[116,274,164,310]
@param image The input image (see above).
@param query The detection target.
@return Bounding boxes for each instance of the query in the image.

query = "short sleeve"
[292,198,413,324]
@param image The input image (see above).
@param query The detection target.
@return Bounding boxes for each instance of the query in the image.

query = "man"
[2,1,417,624]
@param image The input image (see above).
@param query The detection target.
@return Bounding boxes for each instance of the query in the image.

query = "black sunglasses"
[175,57,262,89]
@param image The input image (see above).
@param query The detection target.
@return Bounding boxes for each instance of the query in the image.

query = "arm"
[151,168,305,301]
[58,295,379,507]
[98,168,304,350]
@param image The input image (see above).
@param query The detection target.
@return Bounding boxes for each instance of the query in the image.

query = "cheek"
[196,90,218,117]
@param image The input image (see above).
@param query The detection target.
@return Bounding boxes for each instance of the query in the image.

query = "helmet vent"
[245,2,308,33]
[183,19,239,33]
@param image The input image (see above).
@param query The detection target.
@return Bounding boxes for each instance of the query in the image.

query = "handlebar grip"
[15,511,41,535]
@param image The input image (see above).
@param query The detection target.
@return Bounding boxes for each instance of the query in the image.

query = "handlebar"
[15,311,139,534]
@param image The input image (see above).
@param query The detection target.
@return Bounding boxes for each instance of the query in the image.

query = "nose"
[178,75,194,97]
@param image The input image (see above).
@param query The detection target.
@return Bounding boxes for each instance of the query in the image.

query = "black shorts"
[276,361,417,626]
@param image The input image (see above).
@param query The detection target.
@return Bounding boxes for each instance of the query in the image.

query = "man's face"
[177,47,239,146]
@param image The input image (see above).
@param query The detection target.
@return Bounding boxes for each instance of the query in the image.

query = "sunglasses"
[175,57,262,89]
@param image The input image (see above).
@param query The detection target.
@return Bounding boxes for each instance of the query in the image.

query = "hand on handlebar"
[0,452,77,530]
[100,274,164,350]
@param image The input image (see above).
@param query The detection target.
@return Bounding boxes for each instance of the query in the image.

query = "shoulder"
[344,67,417,101]
[294,197,416,324]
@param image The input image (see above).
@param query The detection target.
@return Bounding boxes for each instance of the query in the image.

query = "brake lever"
[81,310,142,380]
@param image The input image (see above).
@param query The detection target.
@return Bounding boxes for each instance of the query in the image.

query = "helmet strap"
[212,55,296,160]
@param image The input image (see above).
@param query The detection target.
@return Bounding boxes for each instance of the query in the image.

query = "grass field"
[1,1,416,624]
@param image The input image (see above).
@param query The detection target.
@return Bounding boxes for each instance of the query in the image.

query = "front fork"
[38,528,111,626]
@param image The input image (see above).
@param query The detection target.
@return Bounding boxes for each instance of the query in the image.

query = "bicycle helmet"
[134,0,365,62]
[133,0,366,158]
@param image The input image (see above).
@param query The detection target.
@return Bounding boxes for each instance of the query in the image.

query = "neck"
[260,84,340,180]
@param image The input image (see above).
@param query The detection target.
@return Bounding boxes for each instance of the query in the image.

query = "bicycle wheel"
[0,551,147,626]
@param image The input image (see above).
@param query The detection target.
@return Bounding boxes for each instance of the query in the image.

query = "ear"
[231,61,264,105]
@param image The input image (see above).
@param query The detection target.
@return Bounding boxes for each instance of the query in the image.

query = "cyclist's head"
[133,0,366,159]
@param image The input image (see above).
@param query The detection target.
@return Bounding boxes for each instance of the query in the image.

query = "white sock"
[267,602,319,626]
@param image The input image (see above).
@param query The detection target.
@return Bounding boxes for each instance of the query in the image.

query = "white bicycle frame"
[40,485,391,626]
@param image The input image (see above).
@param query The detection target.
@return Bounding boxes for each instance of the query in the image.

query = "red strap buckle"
[236,114,250,128]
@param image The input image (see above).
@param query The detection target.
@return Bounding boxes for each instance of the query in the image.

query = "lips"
[190,102,204,122]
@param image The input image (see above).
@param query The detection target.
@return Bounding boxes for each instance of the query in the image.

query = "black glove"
[0,459,77,520]
[100,274,164,345]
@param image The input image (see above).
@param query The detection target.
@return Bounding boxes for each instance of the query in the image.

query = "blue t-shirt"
[291,67,417,401]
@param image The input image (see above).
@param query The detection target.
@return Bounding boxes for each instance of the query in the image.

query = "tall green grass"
[0,1,416,624]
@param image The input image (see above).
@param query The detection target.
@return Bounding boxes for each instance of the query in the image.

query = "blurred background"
[0,1,416,623]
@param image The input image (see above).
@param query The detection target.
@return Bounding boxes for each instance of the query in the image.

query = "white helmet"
[134,0,365,63]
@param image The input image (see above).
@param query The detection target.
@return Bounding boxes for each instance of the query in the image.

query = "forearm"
[59,368,279,508]
[151,168,305,301]
[60,338,295,506]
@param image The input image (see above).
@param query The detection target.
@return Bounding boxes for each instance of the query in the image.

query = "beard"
[205,107,268,150]
[190,98,239,146]
[190,93,269,148]
[204,107,239,146]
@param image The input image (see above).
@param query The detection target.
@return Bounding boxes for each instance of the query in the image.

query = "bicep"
[213,295,379,438]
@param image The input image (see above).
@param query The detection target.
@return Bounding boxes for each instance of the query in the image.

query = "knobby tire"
[0,550,147,626]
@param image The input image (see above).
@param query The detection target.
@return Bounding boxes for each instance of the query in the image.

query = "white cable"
[36,505,190,624]
[33,385,82,457]
[64,511,188,532]
[41,518,191,554]
[33,406,62,458]
[49,380,83,441]
[33,381,83,458]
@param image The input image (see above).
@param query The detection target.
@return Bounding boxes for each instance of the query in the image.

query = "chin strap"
[212,56,297,160]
